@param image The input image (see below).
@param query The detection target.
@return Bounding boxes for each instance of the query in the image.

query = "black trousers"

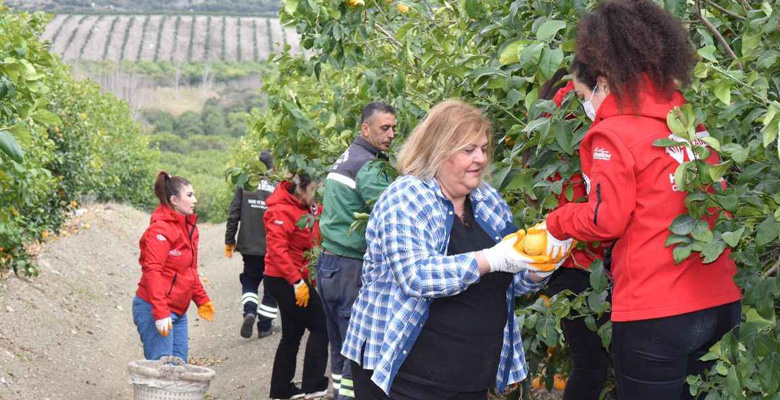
[264,276,329,397]
[546,267,611,400]
[351,361,487,400]
[240,254,278,330]
[612,301,741,400]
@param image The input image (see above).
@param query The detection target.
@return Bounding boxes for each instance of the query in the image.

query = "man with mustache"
[318,101,397,400]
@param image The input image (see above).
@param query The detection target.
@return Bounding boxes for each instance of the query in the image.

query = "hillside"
[42,14,302,63]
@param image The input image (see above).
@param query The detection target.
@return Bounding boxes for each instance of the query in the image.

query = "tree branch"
[695,0,743,70]
[762,253,780,278]
[706,0,746,20]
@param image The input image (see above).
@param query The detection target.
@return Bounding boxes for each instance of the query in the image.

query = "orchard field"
[41,14,303,62]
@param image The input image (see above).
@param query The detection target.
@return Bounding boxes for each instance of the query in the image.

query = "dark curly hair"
[574,0,697,110]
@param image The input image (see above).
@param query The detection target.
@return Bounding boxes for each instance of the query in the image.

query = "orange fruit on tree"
[539,294,550,307]
[396,2,409,13]
[554,374,567,391]
[531,376,542,389]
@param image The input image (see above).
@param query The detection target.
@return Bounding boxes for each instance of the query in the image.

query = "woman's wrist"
[475,251,491,275]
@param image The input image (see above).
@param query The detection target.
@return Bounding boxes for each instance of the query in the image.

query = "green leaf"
[31,109,62,126]
[715,194,738,212]
[538,47,563,80]
[653,138,684,148]
[284,0,299,15]
[670,214,697,235]
[708,160,732,182]
[673,244,692,264]
[588,260,606,292]
[693,62,709,78]
[667,107,688,138]
[746,307,775,329]
[665,234,692,247]
[697,46,717,61]
[763,119,779,148]
[499,40,523,66]
[756,216,780,247]
[714,80,732,105]
[0,130,24,163]
[691,220,713,243]
[701,240,726,263]
[506,89,523,108]
[775,207,780,222]
[700,136,720,152]
[536,20,566,42]
[519,42,543,69]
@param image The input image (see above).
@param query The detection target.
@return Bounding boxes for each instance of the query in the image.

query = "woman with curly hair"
[536,0,742,398]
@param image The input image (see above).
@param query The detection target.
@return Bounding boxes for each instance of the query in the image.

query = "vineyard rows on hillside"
[41,14,302,62]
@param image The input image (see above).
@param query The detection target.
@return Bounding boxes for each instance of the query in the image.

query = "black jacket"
[225,180,275,256]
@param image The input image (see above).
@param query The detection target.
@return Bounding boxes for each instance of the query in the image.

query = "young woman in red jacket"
[262,173,329,400]
[133,171,215,361]
[540,1,742,398]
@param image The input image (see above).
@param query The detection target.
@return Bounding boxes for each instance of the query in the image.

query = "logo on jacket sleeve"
[169,249,182,257]
[156,234,167,242]
[273,220,284,225]
[593,147,612,161]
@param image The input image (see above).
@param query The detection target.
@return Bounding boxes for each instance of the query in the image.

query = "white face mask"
[583,84,598,121]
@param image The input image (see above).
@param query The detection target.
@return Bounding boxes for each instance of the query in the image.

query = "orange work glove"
[224,244,236,258]
[293,280,310,308]
[198,301,215,322]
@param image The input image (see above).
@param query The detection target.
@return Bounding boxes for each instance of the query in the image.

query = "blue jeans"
[316,253,362,399]
[132,296,189,361]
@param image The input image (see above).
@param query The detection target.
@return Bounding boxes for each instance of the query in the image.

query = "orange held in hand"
[522,229,547,256]
[508,231,556,272]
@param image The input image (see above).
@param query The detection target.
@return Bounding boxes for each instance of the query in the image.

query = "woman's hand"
[478,233,558,275]
[293,280,310,307]
[155,317,172,337]
[197,301,215,322]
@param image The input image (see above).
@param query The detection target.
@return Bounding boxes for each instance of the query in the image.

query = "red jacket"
[263,181,322,285]
[137,205,210,321]
[547,82,742,322]
[550,81,611,270]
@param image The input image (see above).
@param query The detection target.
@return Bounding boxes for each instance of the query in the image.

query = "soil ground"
[0,203,562,400]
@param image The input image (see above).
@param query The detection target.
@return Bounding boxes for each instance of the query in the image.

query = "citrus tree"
[1,6,157,275]
[236,0,780,397]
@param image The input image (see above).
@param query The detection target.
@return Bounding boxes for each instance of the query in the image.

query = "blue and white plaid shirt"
[341,175,544,394]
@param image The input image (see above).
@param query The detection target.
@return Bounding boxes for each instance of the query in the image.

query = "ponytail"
[154,171,191,208]
[287,172,313,195]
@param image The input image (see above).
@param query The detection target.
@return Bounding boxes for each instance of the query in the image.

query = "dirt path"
[0,203,311,400]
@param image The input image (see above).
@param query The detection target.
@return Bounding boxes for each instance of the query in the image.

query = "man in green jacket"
[317,102,397,399]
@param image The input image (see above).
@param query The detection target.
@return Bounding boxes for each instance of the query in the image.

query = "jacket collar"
[354,136,388,160]
[151,204,198,226]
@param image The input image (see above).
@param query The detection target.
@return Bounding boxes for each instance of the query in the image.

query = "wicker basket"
[128,356,216,400]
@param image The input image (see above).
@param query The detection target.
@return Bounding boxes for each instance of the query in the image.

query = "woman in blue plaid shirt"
[341,100,570,399]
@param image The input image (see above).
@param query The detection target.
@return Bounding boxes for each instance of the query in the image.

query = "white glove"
[155,317,173,337]
[534,221,574,259]
[482,234,556,274]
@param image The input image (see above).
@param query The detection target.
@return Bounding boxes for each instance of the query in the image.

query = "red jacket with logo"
[137,205,210,321]
[263,181,322,285]
[547,82,742,322]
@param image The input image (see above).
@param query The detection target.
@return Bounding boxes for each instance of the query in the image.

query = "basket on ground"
[128,356,216,400]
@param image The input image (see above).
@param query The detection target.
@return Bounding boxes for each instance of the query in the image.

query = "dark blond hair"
[397,99,493,180]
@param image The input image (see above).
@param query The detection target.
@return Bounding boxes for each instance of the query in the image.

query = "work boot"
[240,314,256,339]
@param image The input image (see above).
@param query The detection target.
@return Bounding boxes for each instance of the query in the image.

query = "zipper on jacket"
[167,273,178,295]
[593,184,602,226]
